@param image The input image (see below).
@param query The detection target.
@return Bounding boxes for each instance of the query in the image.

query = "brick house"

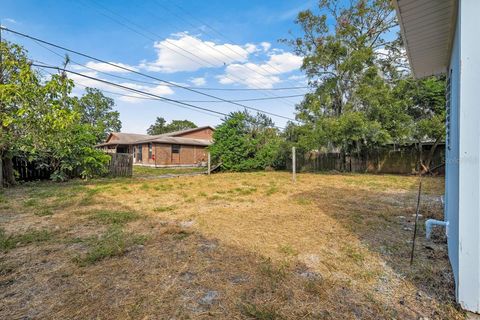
[96,126,214,167]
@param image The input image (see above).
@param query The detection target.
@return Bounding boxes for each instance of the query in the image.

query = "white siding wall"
[449,0,480,312]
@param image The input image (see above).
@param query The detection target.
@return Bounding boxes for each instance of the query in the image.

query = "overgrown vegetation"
[0,41,119,185]
[209,111,282,171]
[281,0,446,173]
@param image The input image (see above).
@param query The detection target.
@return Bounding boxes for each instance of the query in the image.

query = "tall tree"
[285,0,446,172]
[0,41,110,184]
[147,117,197,135]
[75,87,122,143]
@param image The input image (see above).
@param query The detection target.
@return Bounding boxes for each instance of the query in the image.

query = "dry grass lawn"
[0,172,464,319]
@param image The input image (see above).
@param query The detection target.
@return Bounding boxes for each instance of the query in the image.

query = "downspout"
[426,195,449,239]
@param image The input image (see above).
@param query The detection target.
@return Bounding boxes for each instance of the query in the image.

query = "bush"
[209,111,283,171]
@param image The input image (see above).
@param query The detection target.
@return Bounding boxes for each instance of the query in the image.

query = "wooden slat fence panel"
[107,153,133,177]
[12,157,53,182]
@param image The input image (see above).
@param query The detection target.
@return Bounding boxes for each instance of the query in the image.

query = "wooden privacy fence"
[288,145,445,175]
[7,153,133,183]
[12,157,53,182]
[107,153,133,177]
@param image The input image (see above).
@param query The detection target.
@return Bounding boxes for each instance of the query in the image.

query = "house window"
[148,143,153,159]
[172,144,181,153]
[137,144,143,161]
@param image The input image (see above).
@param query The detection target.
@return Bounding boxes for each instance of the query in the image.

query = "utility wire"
[33,36,309,91]
[32,63,286,130]
[1,27,298,123]
[170,2,301,85]
[82,0,293,99]
[36,64,223,119]
[151,0,304,103]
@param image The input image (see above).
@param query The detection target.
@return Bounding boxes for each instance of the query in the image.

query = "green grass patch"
[153,205,176,213]
[23,198,38,207]
[0,228,54,252]
[90,210,140,225]
[265,185,279,196]
[74,226,148,266]
[240,302,281,320]
[296,197,313,205]
[35,208,54,217]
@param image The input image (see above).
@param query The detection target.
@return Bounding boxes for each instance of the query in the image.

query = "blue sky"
[2,0,314,133]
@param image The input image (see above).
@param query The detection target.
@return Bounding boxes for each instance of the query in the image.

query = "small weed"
[163,226,191,240]
[259,258,287,285]
[74,226,147,266]
[304,279,325,296]
[154,184,173,191]
[265,186,279,196]
[90,210,140,225]
[139,183,150,191]
[240,302,281,320]
[35,208,54,217]
[278,244,298,257]
[153,205,176,213]
[343,245,365,265]
[184,198,195,203]
[208,194,223,201]
[23,198,38,207]
[234,187,257,195]
[198,191,207,197]
[296,197,313,205]
[0,260,15,275]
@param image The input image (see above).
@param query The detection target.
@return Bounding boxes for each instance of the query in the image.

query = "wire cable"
[2,26,298,123]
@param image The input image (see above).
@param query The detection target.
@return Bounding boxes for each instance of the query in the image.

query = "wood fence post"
[207,152,211,175]
[0,156,3,188]
[292,146,296,183]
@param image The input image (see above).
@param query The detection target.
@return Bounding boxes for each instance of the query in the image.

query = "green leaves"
[1,40,112,183]
[209,111,281,171]
[147,117,197,135]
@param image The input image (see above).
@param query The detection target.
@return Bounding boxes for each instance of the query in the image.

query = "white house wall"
[456,0,480,312]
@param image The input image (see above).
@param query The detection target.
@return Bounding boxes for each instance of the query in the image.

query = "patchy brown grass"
[0,172,464,319]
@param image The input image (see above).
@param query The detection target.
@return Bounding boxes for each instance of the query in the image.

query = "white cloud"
[190,77,206,86]
[84,61,139,73]
[260,42,271,52]
[139,33,256,73]
[217,52,303,88]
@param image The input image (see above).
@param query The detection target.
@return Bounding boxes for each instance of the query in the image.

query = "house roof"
[96,126,214,147]
[135,136,212,146]
[162,126,215,137]
[394,0,457,78]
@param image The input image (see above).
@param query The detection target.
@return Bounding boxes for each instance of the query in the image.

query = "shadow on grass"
[293,177,462,318]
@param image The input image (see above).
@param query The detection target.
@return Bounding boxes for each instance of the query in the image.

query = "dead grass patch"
[0,172,465,319]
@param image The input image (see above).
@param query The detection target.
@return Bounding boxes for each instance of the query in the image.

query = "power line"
[81,0,302,107]
[169,2,302,87]
[32,63,286,130]
[1,27,298,123]
[150,0,303,101]
[32,36,310,91]
[35,64,224,119]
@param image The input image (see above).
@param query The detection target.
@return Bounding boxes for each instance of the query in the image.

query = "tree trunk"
[1,155,15,186]
[422,137,442,174]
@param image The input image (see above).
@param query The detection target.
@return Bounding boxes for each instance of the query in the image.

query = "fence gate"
[108,153,133,177]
